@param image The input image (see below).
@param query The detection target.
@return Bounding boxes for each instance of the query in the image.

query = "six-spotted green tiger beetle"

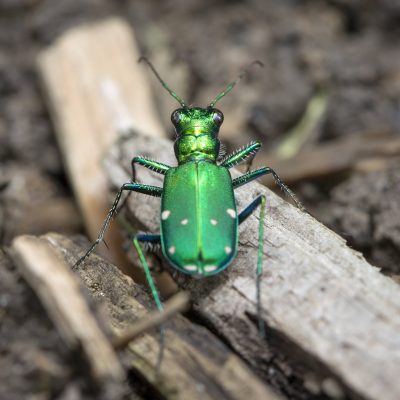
[75,57,304,369]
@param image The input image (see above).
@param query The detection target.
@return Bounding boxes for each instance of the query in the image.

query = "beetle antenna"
[139,57,186,107]
[209,60,264,108]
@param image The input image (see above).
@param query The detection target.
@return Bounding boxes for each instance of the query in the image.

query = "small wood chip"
[10,235,124,383]
[37,17,165,268]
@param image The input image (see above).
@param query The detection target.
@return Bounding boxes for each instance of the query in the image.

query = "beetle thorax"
[171,107,223,164]
[174,133,220,164]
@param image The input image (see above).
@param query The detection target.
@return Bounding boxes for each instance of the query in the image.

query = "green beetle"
[75,57,303,347]
[161,107,237,276]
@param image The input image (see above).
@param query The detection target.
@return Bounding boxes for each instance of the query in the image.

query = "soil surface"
[1,0,399,399]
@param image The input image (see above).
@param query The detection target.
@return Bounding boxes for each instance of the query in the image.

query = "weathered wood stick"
[105,132,400,400]
[37,18,164,267]
[10,235,124,384]
[43,233,282,400]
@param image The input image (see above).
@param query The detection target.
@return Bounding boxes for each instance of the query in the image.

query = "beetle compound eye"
[213,111,224,125]
[171,110,181,125]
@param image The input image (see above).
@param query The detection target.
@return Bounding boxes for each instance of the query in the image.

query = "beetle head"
[171,107,223,136]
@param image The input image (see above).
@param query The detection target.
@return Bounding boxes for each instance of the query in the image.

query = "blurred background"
[1,0,399,277]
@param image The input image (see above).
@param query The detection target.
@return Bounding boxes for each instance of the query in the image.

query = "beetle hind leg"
[238,195,266,338]
[133,234,165,375]
[136,232,162,253]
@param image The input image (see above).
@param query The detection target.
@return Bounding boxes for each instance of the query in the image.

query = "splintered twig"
[112,291,190,350]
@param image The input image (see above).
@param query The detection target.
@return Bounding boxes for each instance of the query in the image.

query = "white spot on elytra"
[224,246,232,254]
[210,219,218,225]
[161,210,171,220]
[168,246,176,255]
[181,218,189,225]
[226,208,236,218]
[184,265,197,271]
[204,265,217,272]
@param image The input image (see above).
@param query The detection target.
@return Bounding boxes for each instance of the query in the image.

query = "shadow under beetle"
[75,57,303,368]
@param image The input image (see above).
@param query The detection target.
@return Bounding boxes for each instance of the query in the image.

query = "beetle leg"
[238,195,263,225]
[233,167,304,211]
[133,234,163,311]
[74,182,162,268]
[136,233,162,254]
[133,234,165,375]
[132,156,171,176]
[136,232,161,243]
[219,141,261,168]
[116,157,169,216]
[238,195,266,338]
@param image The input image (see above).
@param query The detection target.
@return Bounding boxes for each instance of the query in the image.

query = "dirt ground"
[1,0,400,398]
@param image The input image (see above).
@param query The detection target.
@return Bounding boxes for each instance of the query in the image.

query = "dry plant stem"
[106,132,400,400]
[262,131,400,185]
[37,18,164,267]
[10,235,124,383]
[112,291,190,350]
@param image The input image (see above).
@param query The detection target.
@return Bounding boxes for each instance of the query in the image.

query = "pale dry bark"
[37,17,164,268]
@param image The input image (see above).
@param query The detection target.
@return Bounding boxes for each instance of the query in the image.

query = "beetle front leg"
[233,167,304,211]
[74,182,162,267]
[220,141,261,168]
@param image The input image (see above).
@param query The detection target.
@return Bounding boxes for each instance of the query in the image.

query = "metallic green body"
[160,161,237,276]
[160,106,237,276]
